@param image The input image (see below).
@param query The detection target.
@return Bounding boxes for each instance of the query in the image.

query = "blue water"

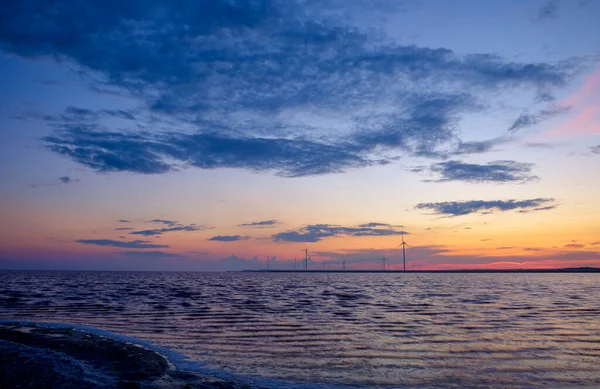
[1,271,599,388]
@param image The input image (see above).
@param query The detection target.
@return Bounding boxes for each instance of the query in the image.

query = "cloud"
[547,69,600,138]
[208,235,249,242]
[357,222,393,228]
[58,176,80,184]
[451,138,507,156]
[129,220,212,236]
[508,105,570,132]
[0,0,579,177]
[238,220,280,228]
[44,126,379,177]
[118,220,130,223]
[564,243,585,248]
[428,160,538,183]
[115,227,134,231]
[150,219,178,226]
[590,241,600,245]
[129,225,204,236]
[273,224,407,242]
[415,198,557,216]
[119,251,182,258]
[538,0,559,20]
[76,239,169,249]
[591,145,600,154]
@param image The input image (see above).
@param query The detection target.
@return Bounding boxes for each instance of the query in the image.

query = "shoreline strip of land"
[0,321,251,389]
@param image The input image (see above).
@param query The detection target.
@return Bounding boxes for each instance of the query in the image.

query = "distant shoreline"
[242,267,599,273]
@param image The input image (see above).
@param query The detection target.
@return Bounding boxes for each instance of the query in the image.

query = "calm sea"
[1,271,599,388]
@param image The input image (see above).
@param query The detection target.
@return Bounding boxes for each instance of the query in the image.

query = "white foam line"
[0,320,354,389]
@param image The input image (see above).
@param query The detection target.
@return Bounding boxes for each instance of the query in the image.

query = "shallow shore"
[0,322,252,389]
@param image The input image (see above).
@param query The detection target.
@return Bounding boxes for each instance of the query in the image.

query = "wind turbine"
[381,256,387,271]
[303,248,309,271]
[397,233,408,272]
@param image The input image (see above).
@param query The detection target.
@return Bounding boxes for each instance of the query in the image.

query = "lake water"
[1,271,599,388]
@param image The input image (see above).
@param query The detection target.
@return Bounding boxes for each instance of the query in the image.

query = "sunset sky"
[1,0,599,271]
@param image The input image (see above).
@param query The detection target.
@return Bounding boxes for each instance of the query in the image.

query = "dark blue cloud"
[149,219,178,226]
[129,219,212,236]
[1,0,579,177]
[130,225,203,236]
[538,0,559,20]
[273,224,407,242]
[415,198,557,216]
[591,145,600,154]
[508,105,570,132]
[452,138,508,156]
[357,222,392,228]
[238,220,280,227]
[119,251,182,258]
[44,126,379,177]
[208,235,249,242]
[428,160,537,183]
[118,219,130,223]
[115,227,133,231]
[75,239,168,249]
[53,176,81,185]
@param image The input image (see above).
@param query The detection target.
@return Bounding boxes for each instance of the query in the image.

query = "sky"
[0,0,599,271]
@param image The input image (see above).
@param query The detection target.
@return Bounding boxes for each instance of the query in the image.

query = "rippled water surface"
[1,271,599,388]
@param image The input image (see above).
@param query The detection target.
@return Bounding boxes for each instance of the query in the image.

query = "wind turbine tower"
[381,256,387,271]
[303,248,309,271]
[399,233,408,272]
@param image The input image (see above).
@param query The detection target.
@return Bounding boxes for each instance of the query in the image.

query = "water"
[1,271,599,388]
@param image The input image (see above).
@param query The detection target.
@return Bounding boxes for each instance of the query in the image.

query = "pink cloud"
[560,68,600,107]
[546,68,600,138]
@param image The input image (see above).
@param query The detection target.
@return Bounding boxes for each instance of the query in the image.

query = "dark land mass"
[0,322,253,389]
[242,267,599,273]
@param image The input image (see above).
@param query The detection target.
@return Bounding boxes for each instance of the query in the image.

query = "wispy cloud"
[547,68,600,137]
[119,251,182,258]
[129,220,212,236]
[415,198,557,216]
[537,0,559,20]
[76,239,169,249]
[0,0,579,177]
[357,222,394,228]
[508,105,570,132]
[130,225,207,236]
[58,176,80,184]
[564,243,585,248]
[150,219,178,227]
[238,220,280,228]
[591,145,600,154]
[273,224,407,243]
[208,235,249,242]
[427,160,538,183]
